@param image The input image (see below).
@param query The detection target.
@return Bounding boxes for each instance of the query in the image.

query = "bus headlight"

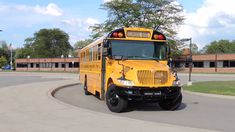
[172,80,181,86]
[117,79,134,86]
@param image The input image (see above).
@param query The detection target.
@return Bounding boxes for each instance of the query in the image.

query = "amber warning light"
[112,32,124,38]
[153,34,165,40]
[126,31,150,38]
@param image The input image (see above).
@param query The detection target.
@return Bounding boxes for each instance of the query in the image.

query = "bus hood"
[112,60,173,87]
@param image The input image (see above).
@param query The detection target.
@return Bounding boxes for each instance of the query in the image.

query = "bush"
[0,56,7,68]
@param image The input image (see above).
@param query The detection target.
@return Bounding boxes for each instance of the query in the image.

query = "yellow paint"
[79,27,177,99]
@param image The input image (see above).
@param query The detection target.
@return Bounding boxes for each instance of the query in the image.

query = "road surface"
[1,72,214,132]
[54,73,235,132]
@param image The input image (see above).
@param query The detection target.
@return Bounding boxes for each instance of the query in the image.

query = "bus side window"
[89,48,93,61]
[86,50,89,62]
[83,52,85,62]
[98,44,101,60]
[93,46,97,61]
[96,45,98,61]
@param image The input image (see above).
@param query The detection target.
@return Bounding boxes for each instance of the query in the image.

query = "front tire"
[159,93,182,110]
[106,84,127,113]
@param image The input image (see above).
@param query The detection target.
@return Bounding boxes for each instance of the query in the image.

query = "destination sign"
[126,31,150,38]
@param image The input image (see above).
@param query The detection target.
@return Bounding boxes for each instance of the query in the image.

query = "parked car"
[2,65,12,70]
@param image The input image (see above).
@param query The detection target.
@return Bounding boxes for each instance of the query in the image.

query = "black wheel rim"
[108,89,119,106]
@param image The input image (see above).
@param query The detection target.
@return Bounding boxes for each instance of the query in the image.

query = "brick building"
[174,54,235,73]
[15,58,79,72]
[15,53,235,73]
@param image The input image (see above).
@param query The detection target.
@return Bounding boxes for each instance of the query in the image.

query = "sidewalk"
[0,77,217,132]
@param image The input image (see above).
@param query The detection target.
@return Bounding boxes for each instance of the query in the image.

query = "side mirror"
[168,57,173,68]
[167,46,171,58]
[103,47,108,56]
[103,39,109,48]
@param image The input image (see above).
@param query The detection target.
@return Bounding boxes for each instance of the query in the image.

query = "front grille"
[137,70,168,85]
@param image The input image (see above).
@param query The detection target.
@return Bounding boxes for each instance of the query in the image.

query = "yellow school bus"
[79,27,182,113]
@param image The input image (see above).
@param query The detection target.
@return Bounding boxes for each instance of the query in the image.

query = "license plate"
[144,91,161,96]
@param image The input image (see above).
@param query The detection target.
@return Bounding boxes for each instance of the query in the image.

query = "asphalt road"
[0,72,76,88]
[54,73,235,132]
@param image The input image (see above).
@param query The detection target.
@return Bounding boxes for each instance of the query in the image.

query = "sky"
[0,0,235,49]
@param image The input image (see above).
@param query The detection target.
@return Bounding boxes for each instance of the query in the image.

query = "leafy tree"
[71,39,94,57]
[16,28,72,58]
[0,41,10,60]
[0,56,7,68]
[90,0,184,39]
[168,39,183,57]
[202,40,235,54]
[0,41,16,64]
[15,48,33,59]
[74,39,93,49]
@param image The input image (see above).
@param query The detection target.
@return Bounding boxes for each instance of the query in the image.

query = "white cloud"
[85,17,99,25]
[61,17,99,32]
[34,3,63,17]
[178,0,235,48]
[103,0,123,3]
[103,0,112,3]
[61,19,82,27]
[0,3,63,17]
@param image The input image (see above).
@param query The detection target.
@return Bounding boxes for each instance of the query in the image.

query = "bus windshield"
[111,40,167,60]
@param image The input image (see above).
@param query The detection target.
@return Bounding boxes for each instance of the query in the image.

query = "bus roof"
[80,36,106,51]
[80,27,167,52]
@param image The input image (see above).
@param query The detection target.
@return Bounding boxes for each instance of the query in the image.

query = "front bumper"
[114,86,181,102]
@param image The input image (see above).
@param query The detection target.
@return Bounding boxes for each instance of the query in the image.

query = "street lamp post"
[180,38,193,86]
[27,56,30,71]
[10,43,13,70]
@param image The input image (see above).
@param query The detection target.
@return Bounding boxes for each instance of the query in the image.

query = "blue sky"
[1,0,235,49]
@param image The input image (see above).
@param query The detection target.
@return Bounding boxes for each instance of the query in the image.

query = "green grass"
[178,72,235,74]
[191,72,235,74]
[183,81,235,96]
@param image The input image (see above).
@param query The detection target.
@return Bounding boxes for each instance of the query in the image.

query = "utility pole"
[180,38,193,86]
[0,30,2,47]
[10,43,13,70]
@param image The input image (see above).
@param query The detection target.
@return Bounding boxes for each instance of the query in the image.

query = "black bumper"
[114,86,181,102]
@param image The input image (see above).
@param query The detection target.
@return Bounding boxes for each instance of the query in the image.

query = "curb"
[47,83,217,132]
[50,83,80,97]
[183,90,235,100]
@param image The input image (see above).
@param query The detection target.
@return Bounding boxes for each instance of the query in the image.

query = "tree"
[16,28,72,58]
[0,41,10,61]
[168,39,183,57]
[70,39,94,57]
[90,0,184,39]
[202,40,235,54]
[0,56,7,68]
[15,48,33,59]
[0,41,16,64]
[74,39,93,49]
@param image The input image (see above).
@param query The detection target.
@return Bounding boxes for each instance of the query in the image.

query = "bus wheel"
[84,79,91,95]
[159,93,182,111]
[106,84,127,113]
